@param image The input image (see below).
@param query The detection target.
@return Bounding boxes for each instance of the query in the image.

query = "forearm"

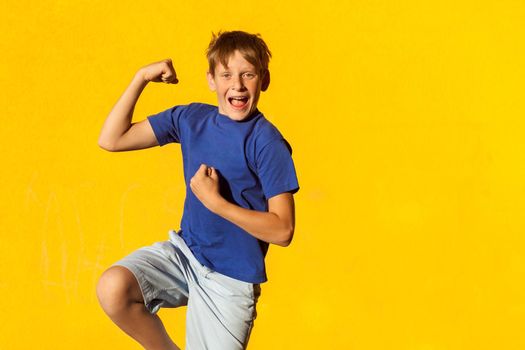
[98,71,148,150]
[210,199,294,247]
[190,166,296,247]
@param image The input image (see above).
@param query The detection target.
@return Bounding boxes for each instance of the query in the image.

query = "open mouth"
[228,96,249,109]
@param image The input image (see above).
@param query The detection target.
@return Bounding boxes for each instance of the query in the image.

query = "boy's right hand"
[138,59,179,84]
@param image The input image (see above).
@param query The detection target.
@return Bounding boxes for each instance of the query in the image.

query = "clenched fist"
[190,164,224,212]
[138,58,179,84]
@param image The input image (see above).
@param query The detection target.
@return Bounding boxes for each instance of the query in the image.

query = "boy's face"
[207,50,269,121]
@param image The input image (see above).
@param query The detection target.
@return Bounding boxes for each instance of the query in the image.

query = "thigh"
[185,270,261,350]
[111,240,194,314]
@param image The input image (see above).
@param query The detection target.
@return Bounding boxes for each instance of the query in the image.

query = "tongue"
[231,99,247,107]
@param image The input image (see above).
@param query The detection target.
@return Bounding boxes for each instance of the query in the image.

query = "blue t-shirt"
[147,103,299,283]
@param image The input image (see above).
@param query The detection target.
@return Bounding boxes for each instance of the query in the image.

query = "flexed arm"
[190,164,295,247]
[98,59,178,152]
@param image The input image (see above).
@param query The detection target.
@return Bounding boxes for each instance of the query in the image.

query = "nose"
[231,75,245,91]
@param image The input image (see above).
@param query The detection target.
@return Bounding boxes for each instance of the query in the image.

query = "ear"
[261,69,270,92]
[206,71,217,91]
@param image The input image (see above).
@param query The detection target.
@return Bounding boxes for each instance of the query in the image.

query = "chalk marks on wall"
[24,171,134,304]
[24,169,182,305]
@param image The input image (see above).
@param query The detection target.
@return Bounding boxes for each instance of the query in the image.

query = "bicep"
[111,119,159,152]
[268,192,295,229]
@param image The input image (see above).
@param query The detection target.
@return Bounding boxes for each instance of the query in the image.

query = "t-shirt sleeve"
[256,138,300,199]
[146,105,187,146]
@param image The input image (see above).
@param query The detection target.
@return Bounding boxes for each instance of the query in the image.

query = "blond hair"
[206,31,272,76]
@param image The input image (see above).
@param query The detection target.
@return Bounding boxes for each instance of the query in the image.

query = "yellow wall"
[2,1,524,349]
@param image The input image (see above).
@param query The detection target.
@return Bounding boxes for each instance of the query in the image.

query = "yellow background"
[1,0,524,349]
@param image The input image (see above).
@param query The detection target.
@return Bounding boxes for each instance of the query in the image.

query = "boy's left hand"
[190,164,224,211]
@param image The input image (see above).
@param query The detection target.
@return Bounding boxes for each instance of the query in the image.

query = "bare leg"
[96,266,181,350]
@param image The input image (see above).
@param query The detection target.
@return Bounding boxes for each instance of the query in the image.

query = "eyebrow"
[219,63,256,70]
[218,69,257,75]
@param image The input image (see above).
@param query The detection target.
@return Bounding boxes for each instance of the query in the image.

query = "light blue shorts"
[112,229,261,350]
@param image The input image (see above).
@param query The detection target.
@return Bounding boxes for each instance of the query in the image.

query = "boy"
[96,31,299,350]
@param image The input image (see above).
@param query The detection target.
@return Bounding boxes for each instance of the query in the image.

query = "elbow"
[98,138,116,152]
[276,226,294,247]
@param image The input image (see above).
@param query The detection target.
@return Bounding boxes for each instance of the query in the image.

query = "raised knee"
[96,266,140,316]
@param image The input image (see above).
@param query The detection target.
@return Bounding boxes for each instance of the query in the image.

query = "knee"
[96,266,139,316]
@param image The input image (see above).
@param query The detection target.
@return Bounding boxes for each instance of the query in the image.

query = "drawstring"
[203,266,212,279]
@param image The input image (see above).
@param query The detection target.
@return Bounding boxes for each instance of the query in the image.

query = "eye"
[243,72,256,79]
[221,73,231,79]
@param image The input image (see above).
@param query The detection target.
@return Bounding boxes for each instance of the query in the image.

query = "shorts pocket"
[205,271,254,299]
